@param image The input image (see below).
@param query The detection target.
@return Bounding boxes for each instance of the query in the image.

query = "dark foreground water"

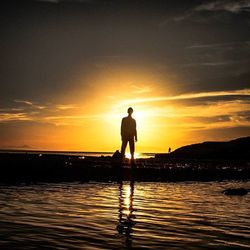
[0,181,249,249]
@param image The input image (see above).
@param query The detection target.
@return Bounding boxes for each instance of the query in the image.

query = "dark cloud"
[1,0,249,103]
[36,0,94,3]
[170,0,250,23]
[194,0,250,13]
[173,95,250,107]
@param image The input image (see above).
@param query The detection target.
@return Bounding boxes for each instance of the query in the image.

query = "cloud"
[0,144,32,150]
[44,114,102,126]
[55,104,79,110]
[143,100,250,132]
[36,0,95,3]
[183,60,239,67]
[36,0,60,3]
[0,112,32,122]
[131,84,152,94]
[1,91,250,133]
[14,100,46,110]
[0,108,24,112]
[112,89,250,132]
[14,100,79,112]
[14,100,33,106]
[0,100,81,124]
[118,89,250,105]
[184,40,250,71]
[164,0,250,24]
[187,41,250,49]
[195,0,250,13]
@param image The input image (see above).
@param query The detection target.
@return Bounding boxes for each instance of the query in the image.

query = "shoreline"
[0,150,155,159]
[0,152,249,183]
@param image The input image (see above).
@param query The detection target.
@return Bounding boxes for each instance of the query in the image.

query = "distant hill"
[169,136,250,160]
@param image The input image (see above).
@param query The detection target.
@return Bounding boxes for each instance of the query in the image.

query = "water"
[0,181,249,249]
[0,150,155,159]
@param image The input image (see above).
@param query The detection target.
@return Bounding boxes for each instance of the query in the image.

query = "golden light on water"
[124,184,132,216]
[2,181,250,249]
[125,152,141,159]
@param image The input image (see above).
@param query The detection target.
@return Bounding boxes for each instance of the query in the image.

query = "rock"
[223,188,248,196]
[112,150,121,159]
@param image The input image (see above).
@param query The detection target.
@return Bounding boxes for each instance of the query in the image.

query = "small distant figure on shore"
[121,107,137,163]
[168,147,171,154]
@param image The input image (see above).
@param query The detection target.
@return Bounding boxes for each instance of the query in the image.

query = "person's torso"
[122,117,136,137]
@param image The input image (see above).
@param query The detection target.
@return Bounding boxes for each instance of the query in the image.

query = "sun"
[125,152,141,159]
[133,110,146,126]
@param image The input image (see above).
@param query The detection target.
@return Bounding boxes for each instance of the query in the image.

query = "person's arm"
[134,120,137,142]
[121,118,124,140]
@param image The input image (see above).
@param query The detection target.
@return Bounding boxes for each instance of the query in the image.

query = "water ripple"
[0,181,249,249]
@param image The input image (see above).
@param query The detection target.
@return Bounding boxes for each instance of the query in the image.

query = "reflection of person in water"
[117,180,136,248]
[121,107,137,162]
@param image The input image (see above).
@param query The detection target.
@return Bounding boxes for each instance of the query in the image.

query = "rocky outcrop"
[168,136,250,160]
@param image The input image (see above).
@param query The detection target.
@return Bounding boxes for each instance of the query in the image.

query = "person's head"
[127,107,133,116]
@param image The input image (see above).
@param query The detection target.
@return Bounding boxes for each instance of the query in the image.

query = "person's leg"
[121,139,128,159]
[129,139,135,159]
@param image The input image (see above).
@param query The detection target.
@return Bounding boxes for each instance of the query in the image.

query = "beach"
[0,152,249,183]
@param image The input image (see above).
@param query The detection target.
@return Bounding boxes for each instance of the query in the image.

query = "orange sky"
[1,65,250,153]
[1,1,250,153]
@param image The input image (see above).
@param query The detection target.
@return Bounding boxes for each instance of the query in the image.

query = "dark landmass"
[0,136,249,183]
[0,152,249,184]
[156,136,250,160]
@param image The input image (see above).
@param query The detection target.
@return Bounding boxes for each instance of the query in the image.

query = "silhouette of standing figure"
[121,107,137,161]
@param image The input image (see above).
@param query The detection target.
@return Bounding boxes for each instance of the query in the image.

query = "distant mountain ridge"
[170,136,250,159]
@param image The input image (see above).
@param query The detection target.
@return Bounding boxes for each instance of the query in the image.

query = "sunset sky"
[0,0,250,152]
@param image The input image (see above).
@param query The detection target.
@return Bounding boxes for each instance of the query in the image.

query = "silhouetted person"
[168,147,171,153]
[121,107,137,162]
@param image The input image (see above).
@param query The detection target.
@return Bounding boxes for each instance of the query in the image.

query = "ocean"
[0,150,155,159]
[0,181,249,249]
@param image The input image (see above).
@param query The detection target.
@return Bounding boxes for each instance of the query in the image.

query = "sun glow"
[4,60,249,153]
[125,152,141,159]
[133,110,148,127]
